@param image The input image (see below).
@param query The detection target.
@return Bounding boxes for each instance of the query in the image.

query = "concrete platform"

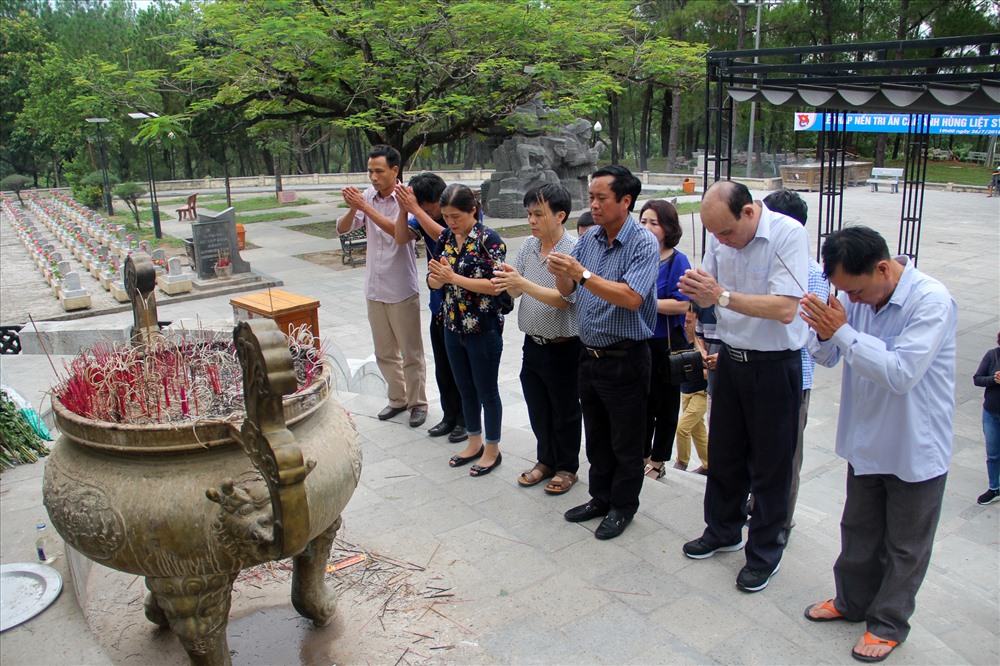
[0,186,997,665]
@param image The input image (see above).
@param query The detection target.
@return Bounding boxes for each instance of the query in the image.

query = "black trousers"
[578,342,651,517]
[430,315,464,427]
[833,466,946,643]
[645,337,681,463]
[704,347,801,572]
[520,336,583,473]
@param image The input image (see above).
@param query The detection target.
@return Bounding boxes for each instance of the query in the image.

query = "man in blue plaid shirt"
[547,165,658,540]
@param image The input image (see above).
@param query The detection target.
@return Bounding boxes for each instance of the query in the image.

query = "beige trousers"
[675,390,709,468]
[367,295,427,410]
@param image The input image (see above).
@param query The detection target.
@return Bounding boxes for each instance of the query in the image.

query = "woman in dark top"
[973,331,1000,505]
[638,199,691,479]
[428,184,507,476]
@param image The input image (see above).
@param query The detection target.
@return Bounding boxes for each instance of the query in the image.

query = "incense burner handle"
[208,319,314,560]
[124,253,161,347]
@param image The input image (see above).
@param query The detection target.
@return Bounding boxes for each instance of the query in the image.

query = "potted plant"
[214,250,232,278]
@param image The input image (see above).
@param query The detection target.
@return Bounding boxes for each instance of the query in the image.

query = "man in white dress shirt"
[800,226,956,663]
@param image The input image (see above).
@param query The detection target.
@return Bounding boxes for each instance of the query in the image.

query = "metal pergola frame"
[705,33,1000,265]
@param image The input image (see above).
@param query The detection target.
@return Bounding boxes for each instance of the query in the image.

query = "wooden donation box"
[230,289,321,344]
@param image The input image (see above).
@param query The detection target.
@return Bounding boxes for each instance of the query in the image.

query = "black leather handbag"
[662,326,703,385]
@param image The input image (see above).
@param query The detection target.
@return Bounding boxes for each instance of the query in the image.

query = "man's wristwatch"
[717,290,731,308]
[578,270,592,287]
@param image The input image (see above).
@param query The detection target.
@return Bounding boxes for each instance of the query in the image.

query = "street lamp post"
[85,117,114,216]
[128,112,162,239]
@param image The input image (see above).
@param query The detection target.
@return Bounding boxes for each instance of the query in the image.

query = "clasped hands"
[678,268,847,339]
[428,257,505,295]
[341,186,366,211]
[393,183,420,214]
[678,268,721,307]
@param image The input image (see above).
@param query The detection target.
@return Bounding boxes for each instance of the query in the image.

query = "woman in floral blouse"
[428,184,507,476]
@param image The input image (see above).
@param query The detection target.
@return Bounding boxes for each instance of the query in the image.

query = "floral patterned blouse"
[438,221,507,334]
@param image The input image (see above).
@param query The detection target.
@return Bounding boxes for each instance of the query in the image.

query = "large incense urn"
[42,255,362,665]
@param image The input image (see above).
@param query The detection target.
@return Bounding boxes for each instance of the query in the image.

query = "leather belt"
[584,339,640,359]
[528,335,576,346]
[724,345,798,363]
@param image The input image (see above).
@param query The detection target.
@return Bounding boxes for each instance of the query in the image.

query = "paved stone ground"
[0,185,997,665]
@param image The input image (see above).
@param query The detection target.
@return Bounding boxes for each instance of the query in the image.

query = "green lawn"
[158,193,227,206]
[105,211,186,248]
[884,159,993,186]
[201,195,315,213]
[287,220,339,239]
[238,210,310,224]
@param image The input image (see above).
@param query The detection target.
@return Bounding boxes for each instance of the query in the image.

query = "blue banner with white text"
[794,112,1000,135]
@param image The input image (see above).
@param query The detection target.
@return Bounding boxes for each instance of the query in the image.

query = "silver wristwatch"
[718,290,731,308]
[578,270,592,286]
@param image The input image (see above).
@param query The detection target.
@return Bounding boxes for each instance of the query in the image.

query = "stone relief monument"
[481,99,605,218]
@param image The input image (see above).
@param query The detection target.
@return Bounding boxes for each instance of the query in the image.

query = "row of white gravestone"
[23,194,193,299]
[1,195,91,311]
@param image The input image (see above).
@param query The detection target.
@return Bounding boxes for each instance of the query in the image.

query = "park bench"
[339,226,367,267]
[177,193,198,220]
[866,167,903,193]
[967,151,989,165]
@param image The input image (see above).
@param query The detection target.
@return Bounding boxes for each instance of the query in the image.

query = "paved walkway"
[0,186,997,665]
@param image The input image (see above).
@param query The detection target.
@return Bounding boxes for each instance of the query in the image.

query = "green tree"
[162,0,699,165]
[113,181,148,227]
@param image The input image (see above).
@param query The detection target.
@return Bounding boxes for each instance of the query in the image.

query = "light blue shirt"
[801,257,830,391]
[810,257,956,482]
[571,216,658,347]
[702,204,809,351]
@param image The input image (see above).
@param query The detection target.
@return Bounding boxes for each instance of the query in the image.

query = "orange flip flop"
[803,599,846,622]
[851,632,899,663]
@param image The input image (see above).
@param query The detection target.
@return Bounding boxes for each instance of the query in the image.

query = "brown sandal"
[544,471,578,495]
[518,462,553,487]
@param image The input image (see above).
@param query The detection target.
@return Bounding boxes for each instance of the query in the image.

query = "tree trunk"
[639,84,653,172]
[462,137,475,169]
[608,92,620,165]
[660,88,671,158]
[183,146,194,180]
[874,133,887,167]
[51,153,61,188]
[666,89,682,173]
[273,153,283,195]
[221,146,232,208]
[348,129,365,172]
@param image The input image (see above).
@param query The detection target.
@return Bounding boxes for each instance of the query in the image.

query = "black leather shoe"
[427,420,455,437]
[470,453,502,477]
[377,405,406,421]
[564,500,609,523]
[449,445,484,468]
[448,425,468,443]
[409,407,428,427]
[595,509,633,540]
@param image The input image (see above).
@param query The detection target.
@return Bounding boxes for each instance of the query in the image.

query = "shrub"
[1,174,32,205]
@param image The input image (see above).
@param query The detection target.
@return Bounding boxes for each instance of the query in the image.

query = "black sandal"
[644,463,665,479]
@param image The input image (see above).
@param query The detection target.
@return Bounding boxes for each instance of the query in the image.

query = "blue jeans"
[984,408,1000,491]
[444,326,503,444]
